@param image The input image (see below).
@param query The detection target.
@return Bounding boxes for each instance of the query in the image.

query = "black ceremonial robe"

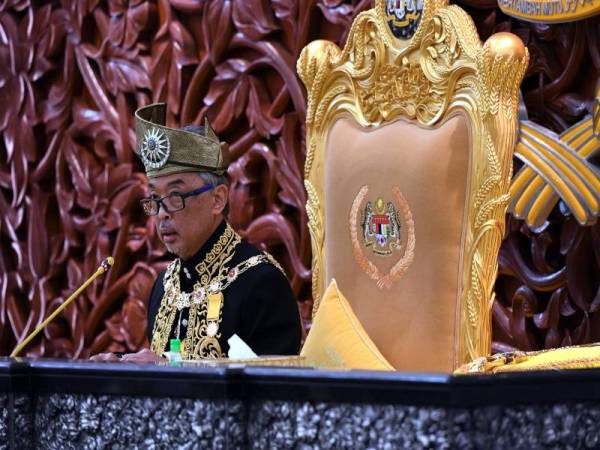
[146,220,302,358]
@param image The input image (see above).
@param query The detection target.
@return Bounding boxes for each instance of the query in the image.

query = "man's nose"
[156,203,171,221]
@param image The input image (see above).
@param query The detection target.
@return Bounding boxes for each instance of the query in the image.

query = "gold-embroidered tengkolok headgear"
[134,102,229,178]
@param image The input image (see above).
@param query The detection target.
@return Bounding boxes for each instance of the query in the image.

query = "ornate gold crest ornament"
[362,195,402,256]
[385,0,424,39]
[298,0,529,367]
[351,185,416,290]
[140,127,171,170]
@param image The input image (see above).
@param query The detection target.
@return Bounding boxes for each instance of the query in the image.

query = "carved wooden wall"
[0,0,598,358]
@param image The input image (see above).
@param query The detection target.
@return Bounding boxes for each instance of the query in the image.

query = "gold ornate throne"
[298,0,529,372]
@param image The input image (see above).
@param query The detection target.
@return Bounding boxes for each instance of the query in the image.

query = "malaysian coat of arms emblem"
[362,197,401,256]
[384,0,424,39]
[350,185,416,290]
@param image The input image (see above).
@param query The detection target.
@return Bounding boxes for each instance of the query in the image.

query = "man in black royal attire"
[93,103,301,363]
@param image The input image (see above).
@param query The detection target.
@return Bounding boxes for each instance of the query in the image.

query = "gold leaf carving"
[305,179,324,315]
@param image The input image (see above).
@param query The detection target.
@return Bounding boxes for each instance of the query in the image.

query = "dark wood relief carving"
[0,0,597,358]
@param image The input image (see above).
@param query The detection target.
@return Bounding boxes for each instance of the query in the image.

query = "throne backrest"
[298,0,529,371]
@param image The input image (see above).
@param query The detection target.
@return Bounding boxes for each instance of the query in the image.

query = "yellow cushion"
[495,344,600,373]
[301,279,394,371]
[455,344,600,374]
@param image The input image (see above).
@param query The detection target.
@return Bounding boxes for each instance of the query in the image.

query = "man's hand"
[120,348,164,364]
[90,352,121,362]
[90,348,164,364]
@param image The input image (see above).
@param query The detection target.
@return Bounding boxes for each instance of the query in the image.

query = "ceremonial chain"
[167,254,277,311]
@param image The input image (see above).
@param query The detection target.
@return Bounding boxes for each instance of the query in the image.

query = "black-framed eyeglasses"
[140,184,214,216]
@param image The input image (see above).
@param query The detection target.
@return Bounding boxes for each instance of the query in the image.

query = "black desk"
[1,358,600,449]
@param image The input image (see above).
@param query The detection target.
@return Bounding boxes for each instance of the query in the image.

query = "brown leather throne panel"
[325,115,470,371]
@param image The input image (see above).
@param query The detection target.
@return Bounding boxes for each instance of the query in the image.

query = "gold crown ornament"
[134,103,230,178]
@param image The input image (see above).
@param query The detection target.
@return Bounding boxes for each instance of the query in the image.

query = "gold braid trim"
[186,291,224,359]
[264,251,286,276]
[195,224,239,285]
[149,260,180,357]
[184,225,240,358]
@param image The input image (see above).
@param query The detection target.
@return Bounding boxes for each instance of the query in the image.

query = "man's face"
[147,172,228,260]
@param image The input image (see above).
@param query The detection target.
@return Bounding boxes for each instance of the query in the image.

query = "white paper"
[227,334,258,359]
[163,351,181,362]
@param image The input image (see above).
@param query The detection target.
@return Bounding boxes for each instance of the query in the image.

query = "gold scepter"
[10,257,114,358]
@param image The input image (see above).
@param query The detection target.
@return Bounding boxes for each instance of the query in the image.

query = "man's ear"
[212,184,229,215]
